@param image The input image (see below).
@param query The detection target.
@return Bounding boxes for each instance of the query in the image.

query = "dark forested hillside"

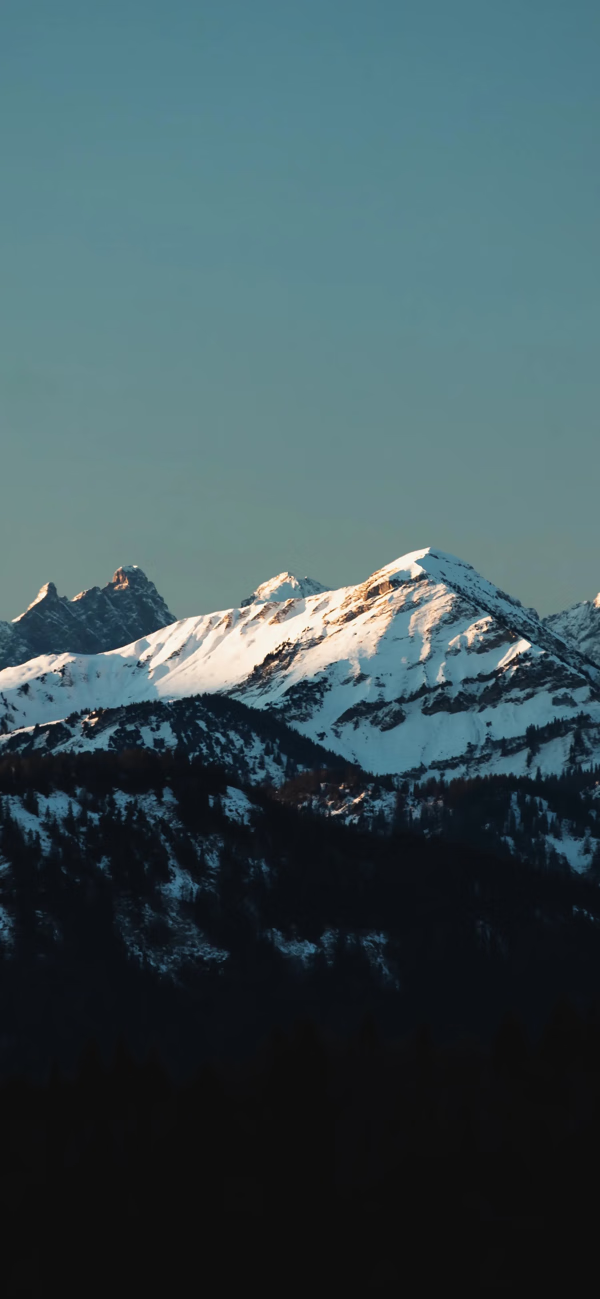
[1,734,600,1288]
[282,761,600,874]
[2,747,600,1084]
[5,690,600,876]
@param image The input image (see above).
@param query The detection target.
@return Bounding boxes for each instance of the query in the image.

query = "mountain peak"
[1,566,175,668]
[109,564,149,591]
[376,546,481,586]
[544,590,600,667]
[371,546,543,620]
[241,572,330,607]
[12,581,59,622]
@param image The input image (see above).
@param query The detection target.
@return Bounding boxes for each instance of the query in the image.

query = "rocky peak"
[13,581,60,620]
[544,593,600,668]
[241,572,330,607]
[0,565,175,669]
[108,565,148,593]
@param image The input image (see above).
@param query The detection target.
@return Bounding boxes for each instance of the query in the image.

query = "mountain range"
[2,547,600,782]
[3,546,600,1080]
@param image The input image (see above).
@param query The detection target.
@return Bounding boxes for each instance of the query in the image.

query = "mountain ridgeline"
[2,547,600,783]
[0,565,175,669]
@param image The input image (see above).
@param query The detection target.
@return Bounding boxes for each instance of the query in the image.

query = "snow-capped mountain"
[240,572,330,606]
[0,565,174,669]
[2,546,600,780]
[544,595,600,668]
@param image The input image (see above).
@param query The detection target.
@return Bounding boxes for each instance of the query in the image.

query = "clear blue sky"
[1,0,599,619]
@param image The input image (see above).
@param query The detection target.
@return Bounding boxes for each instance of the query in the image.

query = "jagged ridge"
[0,565,175,668]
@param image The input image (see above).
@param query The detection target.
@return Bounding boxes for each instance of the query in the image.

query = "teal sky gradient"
[1,0,599,620]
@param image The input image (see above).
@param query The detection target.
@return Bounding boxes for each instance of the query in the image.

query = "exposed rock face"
[544,596,600,668]
[0,566,175,668]
[0,621,32,673]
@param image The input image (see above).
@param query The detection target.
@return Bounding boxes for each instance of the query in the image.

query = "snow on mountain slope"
[1,547,599,779]
[544,595,600,668]
[0,565,175,669]
[240,572,330,606]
